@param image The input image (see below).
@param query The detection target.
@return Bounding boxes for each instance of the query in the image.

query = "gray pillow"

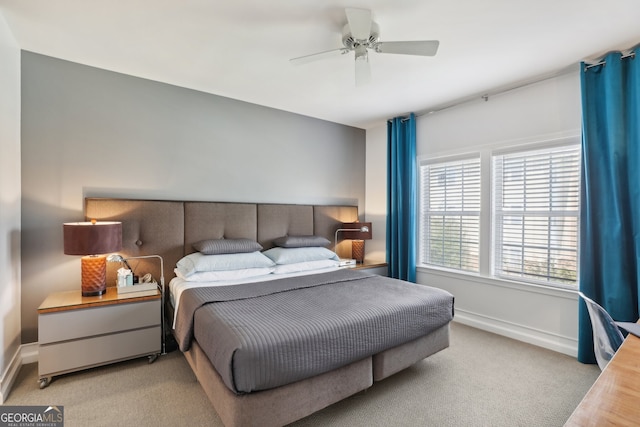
[273,235,331,248]
[263,247,339,265]
[193,238,263,255]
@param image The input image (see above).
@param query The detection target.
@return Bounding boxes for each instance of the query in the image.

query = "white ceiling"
[2,1,640,129]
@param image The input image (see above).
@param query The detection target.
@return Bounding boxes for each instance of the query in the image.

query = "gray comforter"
[174,269,454,394]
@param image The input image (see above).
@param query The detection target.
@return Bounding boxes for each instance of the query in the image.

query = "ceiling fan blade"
[345,8,372,41]
[376,40,440,56]
[354,47,371,86]
[289,48,346,65]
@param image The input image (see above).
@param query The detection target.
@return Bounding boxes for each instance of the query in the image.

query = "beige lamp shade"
[63,221,122,296]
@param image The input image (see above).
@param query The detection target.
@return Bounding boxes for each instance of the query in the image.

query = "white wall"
[364,124,387,263]
[21,52,366,344]
[366,70,583,356]
[0,12,21,402]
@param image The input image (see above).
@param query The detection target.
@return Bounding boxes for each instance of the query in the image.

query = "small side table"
[37,287,161,388]
[348,261,388,276]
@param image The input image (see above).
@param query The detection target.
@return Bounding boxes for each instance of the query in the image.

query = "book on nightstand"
[116,282,158,294]
[338,259,356,267]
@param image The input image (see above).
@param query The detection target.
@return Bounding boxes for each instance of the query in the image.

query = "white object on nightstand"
[116,282,158,294]
[339,258,357,267]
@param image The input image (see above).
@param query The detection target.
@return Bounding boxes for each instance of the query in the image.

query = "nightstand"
[350,261,388,276]
[37,287,161,388]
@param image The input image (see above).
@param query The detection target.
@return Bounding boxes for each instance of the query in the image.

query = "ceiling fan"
[290,8,440,86]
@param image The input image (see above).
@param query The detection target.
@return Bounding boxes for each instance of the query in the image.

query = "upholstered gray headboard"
[84,198,358,287]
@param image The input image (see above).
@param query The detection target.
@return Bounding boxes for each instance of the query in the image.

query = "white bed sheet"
[169,265,342,328]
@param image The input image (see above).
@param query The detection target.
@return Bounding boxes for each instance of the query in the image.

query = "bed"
[85,198,454,427]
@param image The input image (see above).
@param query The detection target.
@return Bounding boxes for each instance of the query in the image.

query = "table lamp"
[63,220,122,296]
[335,222,372,263]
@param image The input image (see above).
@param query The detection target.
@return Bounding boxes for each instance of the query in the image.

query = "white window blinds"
[420,156,481,272]
[492,144,580,285]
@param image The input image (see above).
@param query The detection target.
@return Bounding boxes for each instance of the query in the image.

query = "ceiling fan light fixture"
[354,45,368,62]
[354,45,371,86]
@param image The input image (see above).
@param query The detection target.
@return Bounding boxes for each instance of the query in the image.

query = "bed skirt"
[183,323,450,427]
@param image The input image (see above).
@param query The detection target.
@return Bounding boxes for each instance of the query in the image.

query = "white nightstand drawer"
[39,326,160,377]
[39,299,159,344]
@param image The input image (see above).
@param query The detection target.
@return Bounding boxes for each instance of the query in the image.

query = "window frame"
[491,142,581,287]
[417,136,581,290]
[418,154,482,273]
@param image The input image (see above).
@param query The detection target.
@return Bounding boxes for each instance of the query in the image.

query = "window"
[419,156,481,272]
[492,144,580,285]
[418,138,581,289]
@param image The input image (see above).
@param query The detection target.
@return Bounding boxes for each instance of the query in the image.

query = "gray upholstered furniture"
[85,198,451,427]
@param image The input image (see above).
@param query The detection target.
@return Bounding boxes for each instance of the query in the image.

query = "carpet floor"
[3,322,600,426]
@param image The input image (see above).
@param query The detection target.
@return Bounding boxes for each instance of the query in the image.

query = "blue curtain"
[579,50,640,363]
[386,113,417,282]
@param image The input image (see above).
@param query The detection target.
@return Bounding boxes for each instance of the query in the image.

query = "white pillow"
[262,247,339,265]
[272,259,339,274]
[174,267,274,282]
[176,251,275,277]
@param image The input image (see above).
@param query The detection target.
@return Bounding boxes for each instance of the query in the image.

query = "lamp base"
[352,240,365,263]
[81,255,107,297]
[82,289,106,297]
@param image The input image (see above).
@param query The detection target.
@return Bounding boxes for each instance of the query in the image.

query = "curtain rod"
[388,46,637,121]
[387,116,412,124]
[583,50,636,71]
[415,63,578,117]
[419,45,638,116]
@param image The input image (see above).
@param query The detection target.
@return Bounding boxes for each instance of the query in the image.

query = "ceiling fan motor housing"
[342,22,380,50]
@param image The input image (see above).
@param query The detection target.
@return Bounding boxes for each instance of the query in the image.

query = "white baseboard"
[21,342,39,364]
[453,309,578,357]
[0,343,38,404]
[0,347,22,404]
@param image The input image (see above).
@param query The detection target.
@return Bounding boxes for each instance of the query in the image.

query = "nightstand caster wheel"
[148,354,158,364]
[39,377,51,389]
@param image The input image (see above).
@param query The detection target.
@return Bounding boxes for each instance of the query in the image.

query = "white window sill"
[416,265,578,299]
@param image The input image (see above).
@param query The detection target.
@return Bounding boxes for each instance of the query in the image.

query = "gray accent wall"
[21,52,365,343]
